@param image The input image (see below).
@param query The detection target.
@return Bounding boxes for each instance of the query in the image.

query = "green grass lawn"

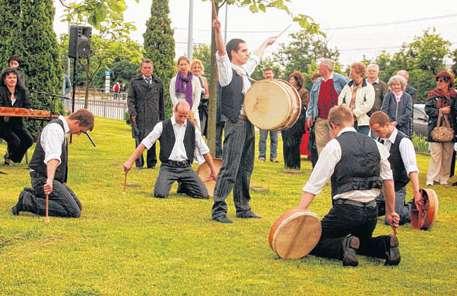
[1,117,457,296]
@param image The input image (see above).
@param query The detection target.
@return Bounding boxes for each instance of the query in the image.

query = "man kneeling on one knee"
[123,99,218,198]
[12,109,95,217]
[369,111,423,225]
[297,105,400,267]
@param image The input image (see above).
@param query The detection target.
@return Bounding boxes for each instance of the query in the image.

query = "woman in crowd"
[424,70,457,186]
[282,71,308,172]
[0,68,33,165]
[381,75,413,137]
[170,56,201,128]
[338,62,375,135]
[191,59,209,136]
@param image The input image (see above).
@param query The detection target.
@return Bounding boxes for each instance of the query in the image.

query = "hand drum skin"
[244,79,301,131]
[268,209,321,259]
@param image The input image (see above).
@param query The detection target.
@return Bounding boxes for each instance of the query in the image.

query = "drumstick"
[44,193,50,223]
[392,226,398,237]
[276,23,292,39]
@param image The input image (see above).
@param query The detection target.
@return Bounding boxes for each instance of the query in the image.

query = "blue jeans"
[259,129,278,160]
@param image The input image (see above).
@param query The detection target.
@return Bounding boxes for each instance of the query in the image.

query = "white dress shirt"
[141,117,209,162]
[39,115,70,165]
[303,127,393,203]
[381,128,418,174]
[215,52,259,94]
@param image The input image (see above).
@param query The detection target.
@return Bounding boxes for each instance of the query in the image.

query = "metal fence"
[63,96,128,121]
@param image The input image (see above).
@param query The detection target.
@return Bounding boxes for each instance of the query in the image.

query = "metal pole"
[187,0,194,58]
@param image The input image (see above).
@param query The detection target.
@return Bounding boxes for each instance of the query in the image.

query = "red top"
[317,79,339,119]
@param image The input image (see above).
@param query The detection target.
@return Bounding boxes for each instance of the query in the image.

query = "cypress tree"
[0,1,21,68]
[143,0,175,118]
[17,0,63,114]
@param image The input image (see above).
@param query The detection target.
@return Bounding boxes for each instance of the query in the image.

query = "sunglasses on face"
[436,77,450,83]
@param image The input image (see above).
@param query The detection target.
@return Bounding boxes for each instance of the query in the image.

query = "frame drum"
[196,158,223,197]
[268,208,321,259]
[244,79,302,131]
[410,188,439,230]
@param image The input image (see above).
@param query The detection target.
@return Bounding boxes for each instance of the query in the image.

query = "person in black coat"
[0,68,33,165]
[127,59,164,169]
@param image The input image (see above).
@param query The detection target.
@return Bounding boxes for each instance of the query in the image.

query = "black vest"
[386,130,410,191]
[220,69,244,123]
[159,119,195,163]
[29,119,68,183]
[331,131,382,197]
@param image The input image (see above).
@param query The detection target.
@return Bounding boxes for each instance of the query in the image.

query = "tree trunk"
[207,3,220,154]
[84,58,90,109]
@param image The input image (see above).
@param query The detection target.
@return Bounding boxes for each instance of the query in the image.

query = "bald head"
[174,99,190,124]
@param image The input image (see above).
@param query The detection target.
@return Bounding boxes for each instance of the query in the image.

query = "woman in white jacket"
[170,56,202,128]
[338,62,375,135]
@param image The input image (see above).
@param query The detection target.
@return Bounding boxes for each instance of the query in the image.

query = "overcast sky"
[54,0,457,66]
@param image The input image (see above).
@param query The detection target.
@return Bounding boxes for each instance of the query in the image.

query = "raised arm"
[213,17,225,56]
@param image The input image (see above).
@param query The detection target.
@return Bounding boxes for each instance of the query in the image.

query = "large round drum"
[196,159,223,197]
[410,188,439,230]
[268,208,321,259]
[244,79,302,131]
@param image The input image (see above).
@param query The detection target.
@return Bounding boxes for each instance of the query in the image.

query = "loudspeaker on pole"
[68,25,92,59]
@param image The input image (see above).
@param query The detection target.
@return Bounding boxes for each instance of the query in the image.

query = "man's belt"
[163,160,191,168]
[334,199,377,208]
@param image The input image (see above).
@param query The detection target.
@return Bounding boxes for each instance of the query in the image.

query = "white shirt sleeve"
[195,128,210,156]
[192,76,201,113]
[244,54,260,76]
[376,141,394,180]
[215,52,233,87]
[41,123,65,165]
[141,122,163,150]
[399,137,419,174]
[303,139,341,195]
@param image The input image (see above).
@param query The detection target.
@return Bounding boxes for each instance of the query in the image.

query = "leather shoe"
[236,211,261,219]
[11,192,25,216]
[342,235,359,267]
[212,216,233,223]
[385,235,401,266]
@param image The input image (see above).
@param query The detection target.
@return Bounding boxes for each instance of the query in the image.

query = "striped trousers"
[212,117,254,218]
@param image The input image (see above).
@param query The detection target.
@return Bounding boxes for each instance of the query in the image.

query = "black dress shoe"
[11,205,20,215]
[236,211,261,218]
[11,190,27,216]
[342,235,359,267]
[212,216,233,223]
[385,235,401,266]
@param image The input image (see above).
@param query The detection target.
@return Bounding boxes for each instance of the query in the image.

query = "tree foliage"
[192,44,211,78]
[143,0,175,118]
[0,1,21,68]
[374,29,450,102]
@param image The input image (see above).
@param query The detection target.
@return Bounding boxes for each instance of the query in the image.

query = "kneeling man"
[297,105,400,267]
[369,111,422,225]
[12,109,94,217]
[123,100,217,198]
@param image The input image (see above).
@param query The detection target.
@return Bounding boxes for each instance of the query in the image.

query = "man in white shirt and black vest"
[11,109,95,217]
[210,17,277,223]
[298,105,401,267]
[123,100,218,199]
[370,111,423,225]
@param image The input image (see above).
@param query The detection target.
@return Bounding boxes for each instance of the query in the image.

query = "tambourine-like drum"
[244,79,302,131]
[410,188,439,230]
[196,159,223,197]
[268,208,321,259]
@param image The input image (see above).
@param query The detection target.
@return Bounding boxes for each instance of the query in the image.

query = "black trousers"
[154,163,208,198]
[17,173,82,217]
[282,112,306,169]
[0,124,33,163]
[134,135,157,168]
[311,202,391,262]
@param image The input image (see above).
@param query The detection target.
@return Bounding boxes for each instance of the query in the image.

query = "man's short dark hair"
[69,109,95,131]
[369,111,391,127]
[226,39,246,61]
[8,55,21,66]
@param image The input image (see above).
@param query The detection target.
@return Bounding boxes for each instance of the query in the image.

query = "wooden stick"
[44,193,50,223]
[211,0,218,18]
[392,226,398,237]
